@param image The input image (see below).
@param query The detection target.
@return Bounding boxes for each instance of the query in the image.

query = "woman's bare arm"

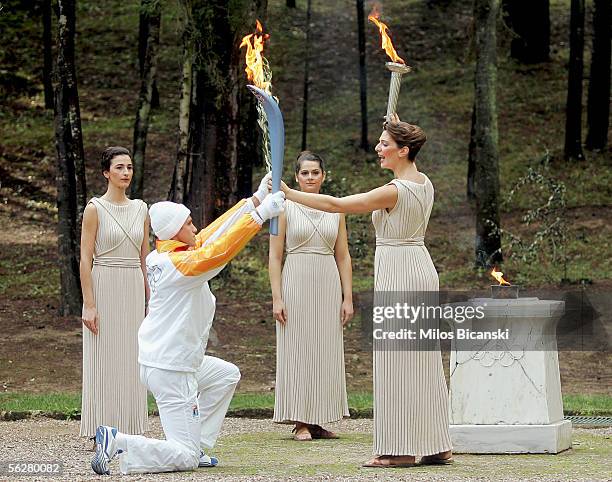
[80,203,98,334]
[334,214,354,325]
[268,212,287,324]
[283,182,398,214]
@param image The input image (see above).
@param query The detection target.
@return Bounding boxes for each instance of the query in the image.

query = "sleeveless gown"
[371,177,452,456]
[80,197,149,437]
[273,201,350,424]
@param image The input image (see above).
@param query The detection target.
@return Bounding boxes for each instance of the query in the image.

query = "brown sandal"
[291,424,312,441]
[362,455,417,468]
[419,455,454,465]
[308,424,340,439]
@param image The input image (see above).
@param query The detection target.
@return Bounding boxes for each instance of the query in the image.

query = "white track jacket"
[138,199,261,372]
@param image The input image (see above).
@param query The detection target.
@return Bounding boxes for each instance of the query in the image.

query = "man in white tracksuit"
[91,175,284,475]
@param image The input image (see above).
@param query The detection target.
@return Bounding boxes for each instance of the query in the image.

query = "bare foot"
[363,455,417,467]
[292,422,312,441]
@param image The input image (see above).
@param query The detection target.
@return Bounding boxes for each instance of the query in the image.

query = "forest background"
[0,0,610,413]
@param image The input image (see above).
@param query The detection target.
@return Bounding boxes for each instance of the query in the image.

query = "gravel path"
[0,417,610,481]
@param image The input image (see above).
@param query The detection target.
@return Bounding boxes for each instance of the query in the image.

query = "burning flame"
[368,7,405,64]
[240,20,271,93]
[490,267,511,286]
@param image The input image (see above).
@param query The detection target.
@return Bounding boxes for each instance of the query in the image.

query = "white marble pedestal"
[448,296,572,454]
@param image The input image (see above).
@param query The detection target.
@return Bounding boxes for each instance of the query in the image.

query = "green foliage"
[494,152,570,281]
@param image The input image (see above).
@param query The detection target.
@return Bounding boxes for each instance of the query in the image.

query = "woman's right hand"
[82,305,99,335]
[273,298,288,325]
[267,179,290,195]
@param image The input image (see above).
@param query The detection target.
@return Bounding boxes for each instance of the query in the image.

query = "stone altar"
[447,295,572,453]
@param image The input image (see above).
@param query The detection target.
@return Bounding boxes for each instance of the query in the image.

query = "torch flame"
[490,267,511,286]
[240,20,271,93]
[368,7,405,64]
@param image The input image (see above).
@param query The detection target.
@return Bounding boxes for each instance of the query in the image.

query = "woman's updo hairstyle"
[383,116,427,161]
[295,150,325,174]
[101,146,132,172]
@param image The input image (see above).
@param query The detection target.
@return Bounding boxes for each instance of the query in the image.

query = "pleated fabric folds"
[273,201,349,424]
[371,178,452,456]
[80,198,149,437]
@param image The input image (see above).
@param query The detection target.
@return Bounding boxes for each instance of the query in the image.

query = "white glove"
[253,172,272,203]
[251,191,285,225]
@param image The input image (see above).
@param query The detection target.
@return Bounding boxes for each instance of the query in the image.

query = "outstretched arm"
[171,213,261,279]
[282,182,398,214]
[195,196,259,248]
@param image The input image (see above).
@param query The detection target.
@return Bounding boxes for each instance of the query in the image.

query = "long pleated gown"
[371,177,452,456]
[273,200,350,424]
[80,198,148,437]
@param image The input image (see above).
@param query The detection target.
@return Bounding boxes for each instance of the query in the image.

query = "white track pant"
[117,356,240,474]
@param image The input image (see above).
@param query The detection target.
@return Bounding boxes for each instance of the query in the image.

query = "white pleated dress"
[273,201,350,424]
[371,178,452,456]
[80,198,149,437]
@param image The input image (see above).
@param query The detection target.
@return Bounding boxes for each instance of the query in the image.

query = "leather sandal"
[362,455,417,468]
[291,425,312,441]
[419,454,454,465]
[308,424,340,439]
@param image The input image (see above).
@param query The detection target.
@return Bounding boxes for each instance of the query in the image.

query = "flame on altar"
[490,267,511,286]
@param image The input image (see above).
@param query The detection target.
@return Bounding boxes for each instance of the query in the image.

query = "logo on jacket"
[147,265,162,293]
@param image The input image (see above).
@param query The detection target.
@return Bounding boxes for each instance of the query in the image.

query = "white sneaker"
[198,451,219,467]
[91,426,122,475]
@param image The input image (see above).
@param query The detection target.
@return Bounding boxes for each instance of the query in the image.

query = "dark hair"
[295,150,325,174]
[383,119,427,161]
[101,146,132,172]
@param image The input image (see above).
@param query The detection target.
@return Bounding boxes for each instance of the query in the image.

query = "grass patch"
[564,394,612,416]
[212,431,611,478]
[1,391,610,418]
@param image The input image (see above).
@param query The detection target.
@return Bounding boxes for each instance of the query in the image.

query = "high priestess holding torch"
[274,115,453,467]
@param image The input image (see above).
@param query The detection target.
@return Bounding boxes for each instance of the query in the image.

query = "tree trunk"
[503,0,550,63]
[42,0,54,109]
[585,0,610,151]
[301,0,312,150]
[564,0,586,161]
[171,1,266,221]
[287,0,296,7]
[473,0,502,267]
[138,5,160,109]
[54,0,85,315]
[466,102,476,200]
[169,0,193,203]
[186,69,217,227]
[356,0,368,150]
[131,0,161,200]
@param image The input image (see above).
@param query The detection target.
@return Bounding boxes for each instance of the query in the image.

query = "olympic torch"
[247,85,284,235]
[240,21,284,235]
[368,8,411,120]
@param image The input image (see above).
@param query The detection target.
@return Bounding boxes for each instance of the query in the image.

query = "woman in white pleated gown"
[277,116,453,466]
[79,147,149,440]
[269,151,353,441]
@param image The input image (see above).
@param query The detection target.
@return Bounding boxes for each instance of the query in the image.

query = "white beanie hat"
[149,201,191,240]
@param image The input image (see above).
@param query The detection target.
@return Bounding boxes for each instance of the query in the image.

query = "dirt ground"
[0,417,611,481]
